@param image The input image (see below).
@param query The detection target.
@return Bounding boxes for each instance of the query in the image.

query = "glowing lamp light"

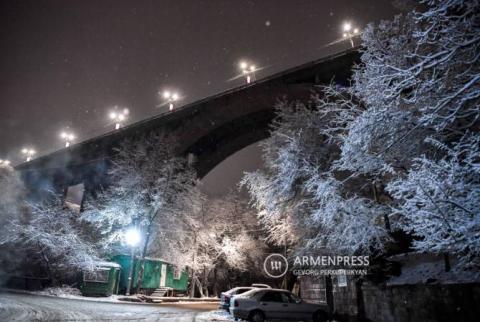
[109,107,129,129]
[161,89,181,111]
[343,22,352,32]
[22,148,36,162]
[238,60,257,84]
[125,228,141,247]
[341,21,360,48]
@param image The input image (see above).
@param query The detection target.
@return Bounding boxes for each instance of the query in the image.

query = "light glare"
[125,228,141,247]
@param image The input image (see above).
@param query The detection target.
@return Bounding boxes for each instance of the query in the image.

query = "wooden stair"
[150,287,173,298]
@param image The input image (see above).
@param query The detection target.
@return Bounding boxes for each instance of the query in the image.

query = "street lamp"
[21,148,36,162]
[109,107,129,130]
[342,22,361,48]
[124,227,141,296]
[0,159,10,166]
[162,90,180,111]
[60,131,75,148]
[239,60,257,84]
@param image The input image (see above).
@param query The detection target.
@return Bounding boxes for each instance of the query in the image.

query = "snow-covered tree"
[82,133,202,290]
[242,101,391,256]
[338,0,480,266]
[387,133,480,267]
[243,0,480,268]
[1,193,99,282]
[183,191,266,297]
[0,163,25,236]
[0,163,28,275]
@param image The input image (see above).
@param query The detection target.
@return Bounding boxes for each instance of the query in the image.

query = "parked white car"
[219,287,255,311]
[220,284,271,311]
[230,288,328,322]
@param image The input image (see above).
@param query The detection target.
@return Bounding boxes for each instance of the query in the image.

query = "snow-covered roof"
[94,261,121,268]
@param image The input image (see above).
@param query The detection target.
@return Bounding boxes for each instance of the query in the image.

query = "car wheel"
[312,310,328,322]
[249,310,265,322]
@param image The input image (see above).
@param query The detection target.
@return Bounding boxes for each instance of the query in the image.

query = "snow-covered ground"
[196,310,237,321]
[0,291,218,321]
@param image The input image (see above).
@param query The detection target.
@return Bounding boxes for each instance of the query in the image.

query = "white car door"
[258,291,286,319]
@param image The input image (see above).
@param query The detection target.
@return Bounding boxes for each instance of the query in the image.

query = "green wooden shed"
[113,255,188,295]
[79,261,121,297]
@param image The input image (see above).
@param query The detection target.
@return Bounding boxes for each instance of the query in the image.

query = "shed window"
[173,266,182,279]
[84,269,109,283]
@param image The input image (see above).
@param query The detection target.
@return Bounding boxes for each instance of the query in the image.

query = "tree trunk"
[189,275,204,298]
[373,184,391,231]
[38,243,54,285]
[189,269,196,298]
[134,225,152,294]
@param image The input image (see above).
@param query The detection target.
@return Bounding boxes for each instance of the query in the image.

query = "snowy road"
[0,292,218,322]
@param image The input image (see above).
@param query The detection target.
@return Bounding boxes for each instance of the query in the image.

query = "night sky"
[0,0,399,195]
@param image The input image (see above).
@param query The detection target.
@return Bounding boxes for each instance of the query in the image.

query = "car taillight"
[234,300,239,307]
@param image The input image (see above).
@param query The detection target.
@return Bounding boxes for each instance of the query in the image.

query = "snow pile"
[196,310,239,322]
[39,285,82,298]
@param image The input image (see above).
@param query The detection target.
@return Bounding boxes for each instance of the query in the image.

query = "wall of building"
[300,274,480,322]
[332,275,359,320]
[361,282,480,322]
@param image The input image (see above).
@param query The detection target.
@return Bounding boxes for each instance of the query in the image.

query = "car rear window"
[236,289,262,298]
[236,288,252,294]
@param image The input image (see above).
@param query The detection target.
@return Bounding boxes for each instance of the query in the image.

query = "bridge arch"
[16,50,358,196]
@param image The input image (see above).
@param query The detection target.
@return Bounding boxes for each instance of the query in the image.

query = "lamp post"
[162,90,180,111]
[125,228,141,296]
[239,61,256,84]
[342,22,360,48]
[60,131,75,148]
[21,148,36,162]
[109,107,129,130]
